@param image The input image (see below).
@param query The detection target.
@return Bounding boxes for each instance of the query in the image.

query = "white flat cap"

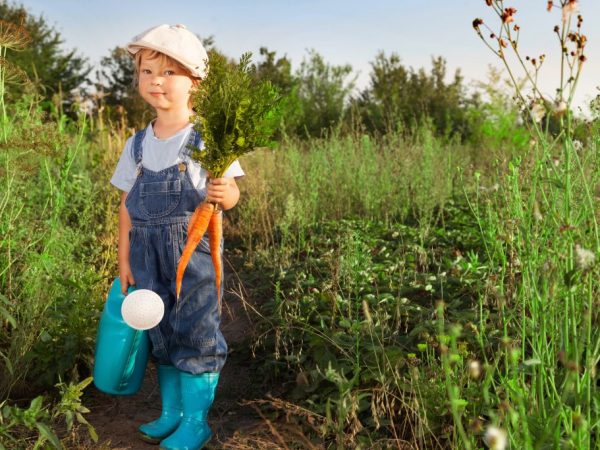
[127,24,208,78]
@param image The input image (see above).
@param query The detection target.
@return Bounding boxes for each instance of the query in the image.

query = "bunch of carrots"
[175,51,281,303]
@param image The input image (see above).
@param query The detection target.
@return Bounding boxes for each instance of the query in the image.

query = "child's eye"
[165,70,175,76]
[142,69,151,74]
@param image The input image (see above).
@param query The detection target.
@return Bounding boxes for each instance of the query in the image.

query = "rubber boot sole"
[159,431,212,450]
[139,432,163,445]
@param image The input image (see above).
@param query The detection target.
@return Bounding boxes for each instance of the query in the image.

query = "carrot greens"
[188,50,281,178]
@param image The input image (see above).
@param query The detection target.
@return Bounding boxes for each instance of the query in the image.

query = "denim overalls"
[125,127,227,374]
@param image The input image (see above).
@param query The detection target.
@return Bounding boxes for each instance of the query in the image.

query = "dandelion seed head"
[554,100,567,116]
[574,244,595,270]
[484,426,507,450]
[530,102,545,123]
[468,360,481,379]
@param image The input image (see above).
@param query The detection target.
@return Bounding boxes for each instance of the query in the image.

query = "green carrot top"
[188,51,281,178]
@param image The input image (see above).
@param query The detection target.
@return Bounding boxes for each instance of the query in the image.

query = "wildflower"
[499,38,508,48]
[473,18,484,29]
[574,244,596,270]
[554,100,567,116]
[501,7,517,24]
[468,360,481,379]
[530,102,545,123]
[562,0,578,22]
[484,426,508,450]
[485,0,492,6]
[547,1,553,12]
[572,140,583,151]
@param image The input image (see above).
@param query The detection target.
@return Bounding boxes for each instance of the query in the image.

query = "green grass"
[0,89,599,449]
[230,129,600,448]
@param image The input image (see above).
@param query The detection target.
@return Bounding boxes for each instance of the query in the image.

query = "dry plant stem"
[487,2,547,101]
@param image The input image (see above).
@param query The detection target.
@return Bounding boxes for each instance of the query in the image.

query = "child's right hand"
[119,264,136,295]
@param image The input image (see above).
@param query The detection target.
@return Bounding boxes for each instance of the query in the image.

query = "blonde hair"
[133,48,201,109]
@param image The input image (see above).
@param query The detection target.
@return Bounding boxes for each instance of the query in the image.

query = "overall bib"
[125,127,227,374]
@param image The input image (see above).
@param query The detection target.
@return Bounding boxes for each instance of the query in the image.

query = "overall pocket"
[139,179,182,217]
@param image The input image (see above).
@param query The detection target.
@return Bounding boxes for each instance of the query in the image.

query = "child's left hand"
[205,177,240,210]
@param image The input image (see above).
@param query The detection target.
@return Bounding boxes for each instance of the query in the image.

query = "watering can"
[93,277,150,395]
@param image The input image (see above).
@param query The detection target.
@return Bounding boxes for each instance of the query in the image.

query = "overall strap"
[132,128,147,166]
[180,127,202,160]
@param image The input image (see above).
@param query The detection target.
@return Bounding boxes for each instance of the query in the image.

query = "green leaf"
[0,306,16,329]
[87,424,98,443]
[29,396,43,414]
[35,423,62,449]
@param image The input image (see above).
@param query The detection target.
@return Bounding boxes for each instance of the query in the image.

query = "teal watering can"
[93,277,150,395]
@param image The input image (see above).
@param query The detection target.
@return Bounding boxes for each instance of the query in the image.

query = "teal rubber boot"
[139,365,183,444]
[159,372,220,450]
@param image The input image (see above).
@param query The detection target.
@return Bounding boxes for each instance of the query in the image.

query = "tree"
[251,47,300,137]
[95,46,152,129]
[353,52,473,139]
[1,1,91,112]
[294,49,355,137]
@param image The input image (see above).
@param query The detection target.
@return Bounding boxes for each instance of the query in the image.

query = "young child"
[109,24,244,449]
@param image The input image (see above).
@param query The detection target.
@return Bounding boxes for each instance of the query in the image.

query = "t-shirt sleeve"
[223,159,245,178]
[110,137,137,192]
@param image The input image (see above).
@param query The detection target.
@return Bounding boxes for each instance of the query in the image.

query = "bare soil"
[84,276,272,449]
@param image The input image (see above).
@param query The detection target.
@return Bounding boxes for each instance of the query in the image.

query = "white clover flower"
[530,102,545,123]
[575,244,596,270]
[572,140,583,152]
[484,426,508,450]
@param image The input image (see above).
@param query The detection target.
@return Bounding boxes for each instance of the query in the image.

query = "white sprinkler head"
[121,289,164,330]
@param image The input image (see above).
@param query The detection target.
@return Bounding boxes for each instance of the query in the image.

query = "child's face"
[138,55,194,113]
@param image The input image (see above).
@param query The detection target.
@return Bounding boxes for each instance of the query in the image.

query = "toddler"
[109,23,244,450]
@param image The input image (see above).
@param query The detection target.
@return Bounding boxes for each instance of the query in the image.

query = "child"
[109,24,244,450]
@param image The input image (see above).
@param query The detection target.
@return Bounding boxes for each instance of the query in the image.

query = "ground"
[84,276,272,450]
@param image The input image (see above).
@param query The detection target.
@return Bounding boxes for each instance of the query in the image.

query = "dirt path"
[84,275,269,449]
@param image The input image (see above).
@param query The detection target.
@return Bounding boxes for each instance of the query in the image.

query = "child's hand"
[119,264,136,295]
[205,177,239,209]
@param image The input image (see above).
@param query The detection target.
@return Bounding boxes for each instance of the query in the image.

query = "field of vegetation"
[1,1,599,449]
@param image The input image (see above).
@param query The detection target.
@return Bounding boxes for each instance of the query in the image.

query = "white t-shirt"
[110,121,245,193]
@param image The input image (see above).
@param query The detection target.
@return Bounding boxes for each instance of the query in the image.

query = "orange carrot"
[208,208,223,309]
[175,201,215,299]
[186,205,202,234]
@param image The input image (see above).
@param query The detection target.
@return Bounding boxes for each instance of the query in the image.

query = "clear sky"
[14,0,600,113]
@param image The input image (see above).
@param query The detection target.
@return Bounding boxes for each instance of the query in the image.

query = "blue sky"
[16,0,600,113]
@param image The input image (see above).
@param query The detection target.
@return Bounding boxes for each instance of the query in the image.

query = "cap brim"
[126,41,205,78]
